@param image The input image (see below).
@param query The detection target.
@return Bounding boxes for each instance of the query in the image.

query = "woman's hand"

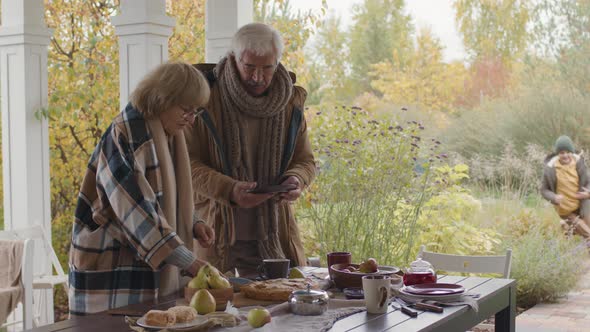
[193,222,215,248]
[185,258,208,277]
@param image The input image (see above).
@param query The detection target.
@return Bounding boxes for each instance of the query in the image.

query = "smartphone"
[247,184,297,194]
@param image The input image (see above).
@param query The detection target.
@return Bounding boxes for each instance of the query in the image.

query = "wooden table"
[329,274,516,332]
[25,267,515,332]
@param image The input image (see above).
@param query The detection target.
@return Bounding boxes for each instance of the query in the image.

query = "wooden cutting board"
[231,292,283,308]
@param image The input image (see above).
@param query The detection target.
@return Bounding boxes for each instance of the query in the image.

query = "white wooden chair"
[418,245,512,278]
[0,226,68,326]
[0,238,34,331]
[418,245,513,332]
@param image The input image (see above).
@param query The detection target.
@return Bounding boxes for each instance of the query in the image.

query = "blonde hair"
[230,23,283,64]
[130,61,210,118]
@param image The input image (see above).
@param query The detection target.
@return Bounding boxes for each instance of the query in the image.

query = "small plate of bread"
[137,306,207,330]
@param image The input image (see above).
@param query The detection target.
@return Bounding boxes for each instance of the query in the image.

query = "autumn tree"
[44,0,120,263]
[530,0,590,95]
[349,0,413,94]
[308,14,351,103]
[254,0,326,88]
[454,0,530,62]
[167,0,206,63]
[454,0,531,106]
[371,28,467,112]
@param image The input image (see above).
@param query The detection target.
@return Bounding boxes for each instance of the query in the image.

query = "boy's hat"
[554,135,575,153]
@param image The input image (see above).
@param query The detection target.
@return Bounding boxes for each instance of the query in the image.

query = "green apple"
[189,289,216,315]
[247,308,271,328]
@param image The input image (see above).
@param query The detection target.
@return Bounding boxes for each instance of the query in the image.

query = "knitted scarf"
[215,55,293,261]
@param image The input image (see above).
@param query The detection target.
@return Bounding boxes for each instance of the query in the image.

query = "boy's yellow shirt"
[555,159,580,216]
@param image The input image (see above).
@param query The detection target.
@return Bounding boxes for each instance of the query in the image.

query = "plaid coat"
[68,104,183,315]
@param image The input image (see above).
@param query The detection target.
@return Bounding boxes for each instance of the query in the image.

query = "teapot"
[403,257,437,286]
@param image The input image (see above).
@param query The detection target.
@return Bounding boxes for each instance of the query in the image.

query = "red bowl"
[330,263,400,289]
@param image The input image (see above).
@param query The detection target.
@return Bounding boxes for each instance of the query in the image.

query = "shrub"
[417,165,502,257]
[445,76,590,160]
[459,143,547,201]
[507,224,585,309]
[472,198,586,309]
[297,104,446,266]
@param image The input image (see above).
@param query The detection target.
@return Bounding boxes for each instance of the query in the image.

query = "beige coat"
[185,80,316,271]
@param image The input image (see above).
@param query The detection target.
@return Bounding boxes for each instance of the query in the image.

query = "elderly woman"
[68,62,214,315]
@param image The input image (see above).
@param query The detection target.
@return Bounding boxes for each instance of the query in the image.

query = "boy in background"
[541,135,590,246]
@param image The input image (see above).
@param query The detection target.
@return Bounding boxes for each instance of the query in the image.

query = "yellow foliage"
[167,0,206,63]
[370,28,467,113]
[254,0,327,88]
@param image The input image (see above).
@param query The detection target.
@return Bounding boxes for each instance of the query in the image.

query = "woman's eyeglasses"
[180,106,205,117]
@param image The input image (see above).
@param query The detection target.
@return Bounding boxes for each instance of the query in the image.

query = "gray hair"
[230,23,284,64]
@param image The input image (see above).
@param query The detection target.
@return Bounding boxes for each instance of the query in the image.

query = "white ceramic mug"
[362,275,392,314]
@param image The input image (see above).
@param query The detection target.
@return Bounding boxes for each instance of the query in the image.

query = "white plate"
[136,316,208,330]
[399,287,463,301]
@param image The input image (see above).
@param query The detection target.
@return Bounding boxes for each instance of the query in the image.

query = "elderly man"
[186,23,316,274]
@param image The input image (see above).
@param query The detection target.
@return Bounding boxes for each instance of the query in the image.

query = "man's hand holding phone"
[279,176,302,202]
[231,181,275,208]
[231,179,302,207]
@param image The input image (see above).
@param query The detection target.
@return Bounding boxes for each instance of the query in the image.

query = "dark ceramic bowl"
[330,263,400,289]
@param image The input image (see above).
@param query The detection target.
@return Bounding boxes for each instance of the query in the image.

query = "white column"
[0,0,53,325]
[205,0,253,63]
[112,0,175,110]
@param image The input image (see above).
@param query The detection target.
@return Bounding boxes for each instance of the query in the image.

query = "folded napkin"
[126,312,240,332]
[396,292,480,313]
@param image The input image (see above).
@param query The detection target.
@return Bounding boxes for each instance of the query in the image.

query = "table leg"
[495,284,516,332]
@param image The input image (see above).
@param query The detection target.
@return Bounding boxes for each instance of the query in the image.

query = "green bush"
[458,142,547,201]
[416,188,585,309]
[417,165,502,257]
[297,104,447,267]
[445,74,590,160]
[469,198,586,309]
[508,224,585,309]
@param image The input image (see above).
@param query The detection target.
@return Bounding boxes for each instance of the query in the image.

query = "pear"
[208,274,231,289]
[187,264,210,289]
[247,308,271,328]
[207,264,231,289]
[190,289,216,315]
[288,267,305,279]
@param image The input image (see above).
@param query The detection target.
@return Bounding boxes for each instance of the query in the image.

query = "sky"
[289,0,467,63]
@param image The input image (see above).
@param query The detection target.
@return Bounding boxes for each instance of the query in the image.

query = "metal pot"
[288,284,329,316]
